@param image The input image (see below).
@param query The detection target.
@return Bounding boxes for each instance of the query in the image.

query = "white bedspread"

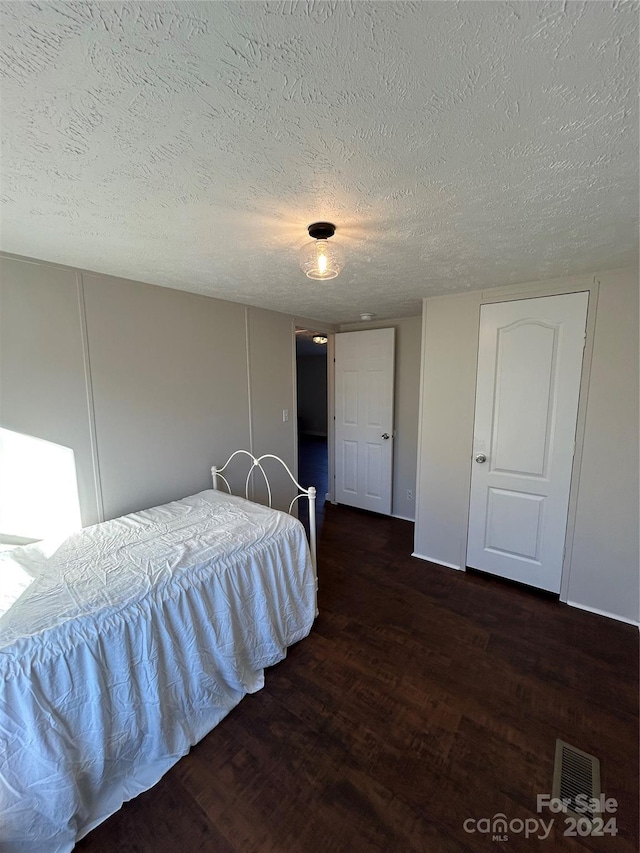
[0,490,316,852]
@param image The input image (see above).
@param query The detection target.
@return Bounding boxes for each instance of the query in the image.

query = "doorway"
[334,328,395,515]
[295,328,329,530]
[466,292,589,593]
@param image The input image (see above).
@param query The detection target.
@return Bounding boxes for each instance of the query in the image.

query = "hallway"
[297,434,327,533]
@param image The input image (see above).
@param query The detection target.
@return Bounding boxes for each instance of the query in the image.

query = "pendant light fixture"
[299,222,345,280]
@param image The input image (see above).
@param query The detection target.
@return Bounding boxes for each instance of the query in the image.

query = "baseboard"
[392,513,415,522]
[566,600,640,629]
[411,552,463,571]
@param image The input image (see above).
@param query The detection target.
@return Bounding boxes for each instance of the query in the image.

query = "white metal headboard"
[211,450,317,571]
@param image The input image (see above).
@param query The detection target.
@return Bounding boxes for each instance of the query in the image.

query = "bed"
[0,451,317,853]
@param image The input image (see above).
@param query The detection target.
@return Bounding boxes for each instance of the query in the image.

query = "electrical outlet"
[407,489,413,501]
[282,409,289,423]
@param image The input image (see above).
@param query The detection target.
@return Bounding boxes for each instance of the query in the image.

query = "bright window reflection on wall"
[0,428,82,543]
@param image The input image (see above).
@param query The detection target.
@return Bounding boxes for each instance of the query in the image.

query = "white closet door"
[334,328,395,515]
[467,292,588,592]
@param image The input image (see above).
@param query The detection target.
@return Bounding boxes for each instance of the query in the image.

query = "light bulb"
[299,235,345,280]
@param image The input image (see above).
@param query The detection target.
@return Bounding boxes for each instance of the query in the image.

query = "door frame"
[455,275,600,603]
[332,327,396,514]
[291,320,336,505]
[327,331,336,504]
[465,291,590,592]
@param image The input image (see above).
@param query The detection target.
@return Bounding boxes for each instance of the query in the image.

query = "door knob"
[475,453,487,463]
[382,433,390,440]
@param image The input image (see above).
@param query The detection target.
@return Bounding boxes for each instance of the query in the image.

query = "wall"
[413,295,479,565]
[246,306,296,509]
[567,269,639,623]
[82,272,252,519]
[296,355,328,436]
[338,315,422,521]
[414,268,639,625]
[0,260,101,526]
[0,254,312,526]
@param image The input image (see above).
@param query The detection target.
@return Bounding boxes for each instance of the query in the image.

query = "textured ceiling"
[1,1,638,323]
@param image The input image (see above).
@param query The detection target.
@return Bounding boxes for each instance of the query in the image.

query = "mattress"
[0,490,316,853]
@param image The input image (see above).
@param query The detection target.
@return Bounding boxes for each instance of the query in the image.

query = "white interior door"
[334,328,395,514]
[467,292,588,592]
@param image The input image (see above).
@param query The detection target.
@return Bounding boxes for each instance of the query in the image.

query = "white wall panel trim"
[76,272,104,522]
[244,306,254,456]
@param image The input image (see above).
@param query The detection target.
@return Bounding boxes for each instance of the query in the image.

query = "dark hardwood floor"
[77,506,639,852]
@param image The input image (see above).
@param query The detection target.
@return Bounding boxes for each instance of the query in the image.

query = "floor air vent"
[552,740,601,819]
